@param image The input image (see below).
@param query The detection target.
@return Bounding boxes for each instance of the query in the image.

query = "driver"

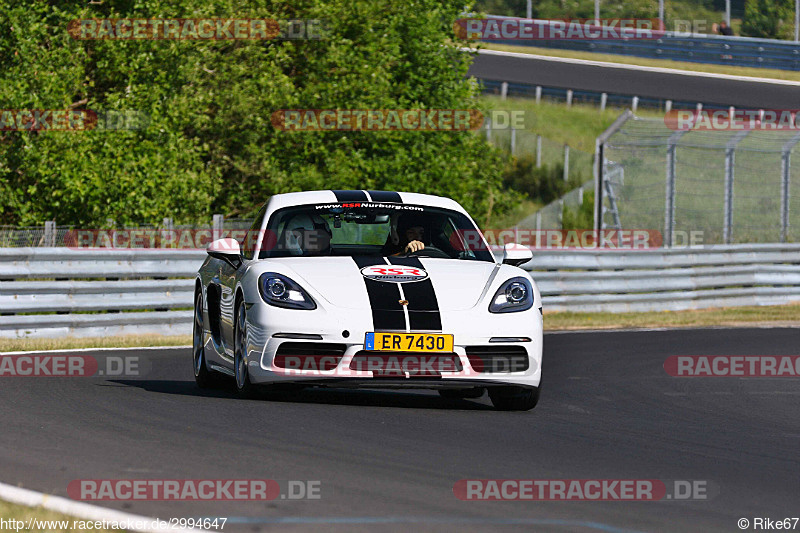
[382,214,426,256]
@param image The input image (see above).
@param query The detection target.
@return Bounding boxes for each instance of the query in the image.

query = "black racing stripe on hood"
[332,190,368,202]
[367,191,402,203]
[352,256,406,331]
[388,257,442,332]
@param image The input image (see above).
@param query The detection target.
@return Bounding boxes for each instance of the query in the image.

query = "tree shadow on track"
[110,379,495,410]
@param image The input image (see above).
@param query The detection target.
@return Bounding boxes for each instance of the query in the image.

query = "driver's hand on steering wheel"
[404,240,425,253]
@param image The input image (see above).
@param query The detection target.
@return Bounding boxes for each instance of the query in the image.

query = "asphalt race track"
[468,51,800,109]
[1,328,798,532]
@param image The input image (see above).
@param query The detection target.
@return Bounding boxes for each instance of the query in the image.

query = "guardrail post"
[44,221,56,247]
[631,96,639,112]
[600,93,607,112]
[213,214,224,241]
[566,89,573,108]
[780,132,800,242]
[500,81,508,100]
[535,86,541,104]
[563,145,570,181]
[665,100,672,113]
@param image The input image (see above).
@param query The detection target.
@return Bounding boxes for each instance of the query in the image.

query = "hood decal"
[353,256,406,331]
[388,257,442,332]
[360,265,428,283]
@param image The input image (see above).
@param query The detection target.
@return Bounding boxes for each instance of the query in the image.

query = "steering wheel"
[402,246,450,259]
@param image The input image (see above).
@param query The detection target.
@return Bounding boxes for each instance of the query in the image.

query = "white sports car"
[193,190,543,410]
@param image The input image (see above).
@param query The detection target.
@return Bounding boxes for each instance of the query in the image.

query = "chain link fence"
[598,114,800,245]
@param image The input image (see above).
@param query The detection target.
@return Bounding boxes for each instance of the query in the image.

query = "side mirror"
[502,243,533,267]
[207,238,242,267]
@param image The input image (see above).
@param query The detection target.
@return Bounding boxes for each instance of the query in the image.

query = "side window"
[242,204,267,260]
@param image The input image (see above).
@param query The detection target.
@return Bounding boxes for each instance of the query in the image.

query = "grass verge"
[545,303,800,330]
[0,499,119,532]
[0,334,191,353]
[481,43,800,83]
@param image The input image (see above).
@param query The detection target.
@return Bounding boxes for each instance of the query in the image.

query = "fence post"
[500,81,508,100]
[566,89,573,108]
[536,135,542,168]
[535,86,542,104]
[162,217,173,231]
[563,145,570,182]
[510,128,516,155]
[213,214,224,241]
[485,116,492,142]
[723,131,749,244]
[44,220,56,247]
[631,96,639,112]
[780,132,800,242]
[664,131,686,248]
[535,212,542,248]
[665,100,672,113]
[600,93,607,112]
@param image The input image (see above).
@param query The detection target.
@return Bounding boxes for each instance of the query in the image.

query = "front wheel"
[488,386,540,411]
[234,300,259,398]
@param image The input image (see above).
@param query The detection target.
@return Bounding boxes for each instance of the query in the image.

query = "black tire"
[234,299,259,398]
[488,386,540,411]
[438,388,485,399]
[193,290,222,388]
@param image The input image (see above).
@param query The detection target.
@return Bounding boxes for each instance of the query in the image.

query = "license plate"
[365,332,454,353]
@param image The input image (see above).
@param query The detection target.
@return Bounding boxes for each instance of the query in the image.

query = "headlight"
[489,276,534,313]
[258,273,316,310]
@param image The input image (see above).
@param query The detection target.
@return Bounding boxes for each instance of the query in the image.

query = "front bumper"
[243,300,543,389]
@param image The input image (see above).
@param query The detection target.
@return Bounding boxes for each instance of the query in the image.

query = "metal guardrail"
[481,15,800,71]
[526,243,800,312]
[1,245,798,337]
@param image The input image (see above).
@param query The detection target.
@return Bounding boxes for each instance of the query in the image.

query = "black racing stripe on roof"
[353,256,406,331]
[367,191,402,203]
[388,257,442,332]
[332,190,369,202]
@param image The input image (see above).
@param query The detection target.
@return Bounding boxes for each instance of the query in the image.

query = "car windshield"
[257,203,493,262]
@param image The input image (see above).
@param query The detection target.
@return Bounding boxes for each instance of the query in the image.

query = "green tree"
[0,0,518,227]
[741,0,793,38]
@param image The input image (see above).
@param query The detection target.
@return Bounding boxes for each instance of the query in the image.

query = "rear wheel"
[193,290,220,388]
[234,299,259,398]
[489,386,540,411]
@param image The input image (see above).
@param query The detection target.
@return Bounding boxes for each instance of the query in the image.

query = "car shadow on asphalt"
[109,379,496,410]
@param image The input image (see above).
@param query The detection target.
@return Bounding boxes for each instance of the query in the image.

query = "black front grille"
[465,346,529,373]
[350,351,462,375]
[273,342,347,371]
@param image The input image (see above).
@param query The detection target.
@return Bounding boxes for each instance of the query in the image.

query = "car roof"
[265,190,467,214]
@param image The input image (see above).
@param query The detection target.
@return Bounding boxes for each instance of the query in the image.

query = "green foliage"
[561,190,594,230]
[741,0,794,38]
[502,153,587,206]
[0,0,516,227]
